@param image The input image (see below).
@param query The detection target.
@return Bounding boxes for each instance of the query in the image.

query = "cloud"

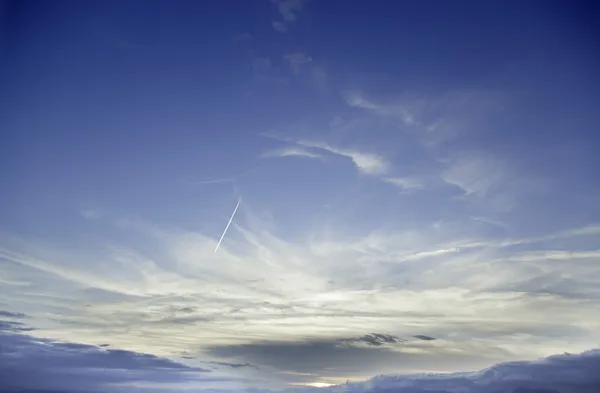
[0,320,34,332]
[0,310,27,319]
[250,57,288,85]
[2,212,600,387]
[209,361,259,369]
[271,0,306,33]
[294,140,389,175]
[339,333,405,347]
[343,90,504,147]
[383,177,425,193]
[262,133,389,174]
[284,52,312,75]
[441,151,517,210]
[413,335,436,341]
[342,90,524,205]
[261,146,323,160]
[81,209,103,220]
[343,91,418,127]
[441,153,505,197]
[0,323,213,393]
[0,247,150,297]
[337,349,600,393]
[206,337,487,380]
[273,21,289,33]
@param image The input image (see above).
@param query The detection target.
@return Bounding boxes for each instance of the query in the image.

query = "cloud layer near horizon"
[1,317,599,393]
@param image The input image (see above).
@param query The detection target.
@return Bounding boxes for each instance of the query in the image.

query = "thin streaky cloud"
[295,139,389,175]
[261,146,323,160]
[81,209,104,220]
[273,0,305,22]
[383,177,424,192]
[262,133,389,175]
[472,216,509,229]
[189,178,236,185]
[272,21,288,33]
[343,91,418,126]
[284,52,312,75]
[271,0,307,33]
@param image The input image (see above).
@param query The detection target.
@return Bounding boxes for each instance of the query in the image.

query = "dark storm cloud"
[339,349,600,393]
[0,321,213,392]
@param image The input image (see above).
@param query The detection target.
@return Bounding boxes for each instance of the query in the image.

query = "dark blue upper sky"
[1,1,599,391]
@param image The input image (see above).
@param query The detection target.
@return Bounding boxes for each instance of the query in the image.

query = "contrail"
[214,198,241,253]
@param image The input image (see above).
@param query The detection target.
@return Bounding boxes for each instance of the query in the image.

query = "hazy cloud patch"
[271,0,307,33]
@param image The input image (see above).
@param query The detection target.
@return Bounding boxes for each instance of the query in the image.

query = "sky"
[1,0,600,392]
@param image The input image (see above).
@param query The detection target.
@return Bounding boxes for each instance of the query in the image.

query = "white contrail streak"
[214,198,241,253]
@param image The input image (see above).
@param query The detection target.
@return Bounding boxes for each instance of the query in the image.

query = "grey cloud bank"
[335,349,600,393]
[0,319,211,393]
[2,317,599,393]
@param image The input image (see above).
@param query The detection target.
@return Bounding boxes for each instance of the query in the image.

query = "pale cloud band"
[262,134,389,175]
[2,209,599,385]
[261,146,323,160]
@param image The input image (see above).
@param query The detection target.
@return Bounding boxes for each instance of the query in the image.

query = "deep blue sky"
[1,1,599,392]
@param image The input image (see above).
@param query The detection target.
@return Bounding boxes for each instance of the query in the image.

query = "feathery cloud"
[295,140,389,175]
[383,177,425,192]
[2,201,600,388]
[262,133,389,175]
[440,151,519,211]
[271,0,307,33]
[261,146,323,160]
[284,52,312,75]
[343,90,504,147]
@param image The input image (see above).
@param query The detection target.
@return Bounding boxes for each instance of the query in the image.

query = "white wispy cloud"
[344,91,418,126]
[441,153,506,197]
[81,209,104,220]
[472,216,509,229]
[272,21,288,33]
[262,133,389,175]
[383,177,425,193]
[271,0,306,33]
[344,89,528,207]
[283,52,312,75]
[343,90,503,147]
[295,139,389,175]
[2,212,599,380]
[261,146,323,160]
[440,151,520,211]
[250,57,288,85]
